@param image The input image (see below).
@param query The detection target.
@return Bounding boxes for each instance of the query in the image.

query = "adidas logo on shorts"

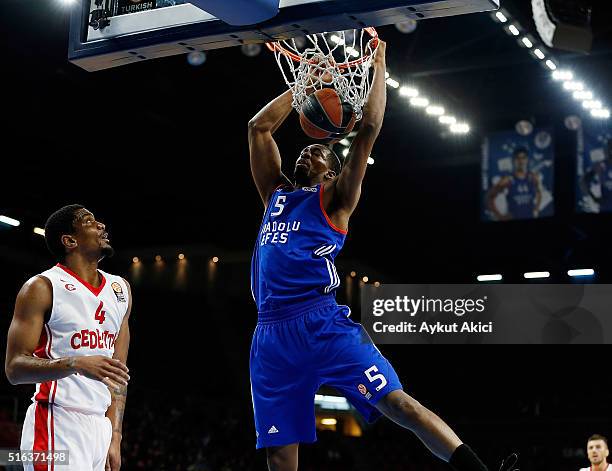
[268,425,279,434]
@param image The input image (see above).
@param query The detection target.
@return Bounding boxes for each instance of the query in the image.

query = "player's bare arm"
[248,89,294,205]
[5,275,130,387]
[105,279,132,471]
[325,41,387,229]
[486,177,511,220]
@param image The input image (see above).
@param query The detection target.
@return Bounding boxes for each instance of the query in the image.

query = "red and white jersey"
[580,466,612,471]
[32,264,129,415]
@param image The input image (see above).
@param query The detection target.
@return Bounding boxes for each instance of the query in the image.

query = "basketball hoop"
[266,28,379,121]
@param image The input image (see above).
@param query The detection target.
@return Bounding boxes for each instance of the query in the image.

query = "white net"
[268,29,378,121]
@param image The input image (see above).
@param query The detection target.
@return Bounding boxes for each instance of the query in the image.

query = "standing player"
[580,141,612,213]
[4,205,131,471]
[581,435,610,471]
[248,42,500,471]
[487,147,542,220]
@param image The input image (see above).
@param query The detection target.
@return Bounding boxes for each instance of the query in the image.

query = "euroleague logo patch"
[357,384,372,400]
[111,282,126,302]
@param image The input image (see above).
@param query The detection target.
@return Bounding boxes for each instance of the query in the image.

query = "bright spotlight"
[399,86,419,98]
[33,227,45,236]
[187,51,207,66]
[385,78,400,89]
[342,148,349,157]
[439,115,457,125]
[346,46,360,58]
[563,81,584,91]
[552,70,573,81]
[495,11,508,23]
[320,418,337,426]
[567,268,595,277]
[508,24,520,36]
[241,44,262,57]
[521,37,533,48]
[367,157,375,165]
[330,34,343,45]
[0,215,20,227]
[545,60,557,70]
[533,48,545,59]
[523,271,550,279]
[450,123,470,134]
[410,97,429,107]
[426,105,445,116]
[583,100,602,110]
[591,109,611,119]
[477,274,502,282]
[573,90,593,100]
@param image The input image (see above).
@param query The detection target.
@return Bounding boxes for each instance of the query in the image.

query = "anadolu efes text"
[361,284,612,344]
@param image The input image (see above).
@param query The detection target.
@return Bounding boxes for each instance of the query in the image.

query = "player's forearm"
[248,89,293,134]
[5,354,77,385]
[361,58,387,131]
[106,384,128,438]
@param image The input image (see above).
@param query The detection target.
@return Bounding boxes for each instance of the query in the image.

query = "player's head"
[44,205,114,263]
[587,435,609,466]
[513,147,529,174]
[294,144,342,186]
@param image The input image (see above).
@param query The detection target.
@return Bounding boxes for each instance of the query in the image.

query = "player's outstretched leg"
[376,390,489,471]
[266,444,299,471]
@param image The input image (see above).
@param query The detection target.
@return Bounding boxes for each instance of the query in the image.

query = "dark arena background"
[1,0,611,470]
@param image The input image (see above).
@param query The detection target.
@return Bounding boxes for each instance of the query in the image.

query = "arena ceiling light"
[523,271,550,279]
[477,274,503,282]
[0,215,20,227]
[33,227,45,236]
[567,268,595,277]
[492,9,609,120]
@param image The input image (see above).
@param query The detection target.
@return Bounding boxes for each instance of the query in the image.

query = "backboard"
[68,0,500,72]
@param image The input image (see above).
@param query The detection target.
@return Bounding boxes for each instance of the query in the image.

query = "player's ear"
[325,169,337,180]
[61,234,78,250]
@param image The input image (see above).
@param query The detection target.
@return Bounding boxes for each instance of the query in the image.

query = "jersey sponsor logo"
[302,186,317,192]
[357,383,373,400]
[111,282,126,302]
[70,329,117,350]
[64,283,76,292]
[268,425,279,434]
[260,220,301,246]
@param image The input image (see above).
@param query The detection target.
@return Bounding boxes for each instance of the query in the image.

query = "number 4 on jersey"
[94,301,106,324]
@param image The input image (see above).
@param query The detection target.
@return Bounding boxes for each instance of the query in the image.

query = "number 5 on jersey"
[365,365,387,392]
[270,195,286,217]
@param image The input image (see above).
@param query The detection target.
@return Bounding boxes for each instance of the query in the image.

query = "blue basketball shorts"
[250,299,403,449]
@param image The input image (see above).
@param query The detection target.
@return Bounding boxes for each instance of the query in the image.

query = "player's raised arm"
[248,89,294,205]
[5,276,130,386]
[105,279,132,471]
[334,40,387,213]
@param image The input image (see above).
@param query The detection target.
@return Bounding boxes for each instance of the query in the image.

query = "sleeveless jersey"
[251,183,347,315]
[507,173,537,219]
[580,466,611,471]
[32,264,129,415]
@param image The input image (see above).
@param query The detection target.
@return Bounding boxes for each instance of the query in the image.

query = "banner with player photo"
[576,121,612,214]
[481,127,555,221]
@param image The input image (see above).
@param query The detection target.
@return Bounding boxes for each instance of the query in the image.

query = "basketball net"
[267,28,379,121]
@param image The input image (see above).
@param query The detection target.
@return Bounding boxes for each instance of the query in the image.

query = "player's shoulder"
[15,274,53,308]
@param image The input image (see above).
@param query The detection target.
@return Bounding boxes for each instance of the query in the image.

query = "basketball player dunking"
[5,205,131,471]
[248,42,503,471]
[581,435,610,471]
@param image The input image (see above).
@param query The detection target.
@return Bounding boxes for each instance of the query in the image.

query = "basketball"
[299,88,356,140]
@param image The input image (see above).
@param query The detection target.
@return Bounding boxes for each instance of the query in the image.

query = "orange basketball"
[299,88,356,141]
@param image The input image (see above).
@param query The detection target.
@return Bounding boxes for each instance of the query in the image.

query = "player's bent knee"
[380,390,425,425]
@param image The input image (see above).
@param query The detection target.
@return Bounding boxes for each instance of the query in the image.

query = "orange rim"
[266,27,379,69]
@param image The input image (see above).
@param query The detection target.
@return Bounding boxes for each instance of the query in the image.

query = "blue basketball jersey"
[507,173,537,219]
[251,183,347,315]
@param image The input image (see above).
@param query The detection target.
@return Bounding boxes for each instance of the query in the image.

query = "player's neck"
[61,255,101,287]
[592,462,609,471]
